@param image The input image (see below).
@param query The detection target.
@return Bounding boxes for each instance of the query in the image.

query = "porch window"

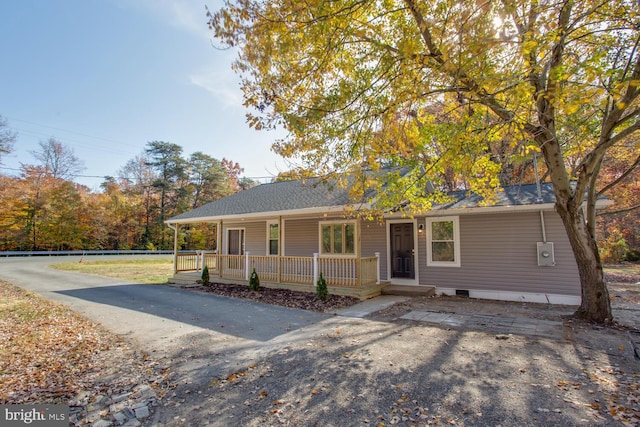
[320,222,356,256]
[426,216,460,267]
[267,221,279,255]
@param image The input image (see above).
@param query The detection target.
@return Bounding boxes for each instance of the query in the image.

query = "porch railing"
[175,252,380,288]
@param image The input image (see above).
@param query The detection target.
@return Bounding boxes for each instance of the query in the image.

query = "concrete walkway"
[335,296,565,339]
[399,310,563,338]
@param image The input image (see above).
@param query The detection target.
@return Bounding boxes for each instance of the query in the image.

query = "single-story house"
[166,178,609,304]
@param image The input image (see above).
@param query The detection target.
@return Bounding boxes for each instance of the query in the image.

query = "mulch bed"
[200,282,360,312]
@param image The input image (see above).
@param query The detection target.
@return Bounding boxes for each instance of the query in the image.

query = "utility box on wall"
[537,242,555,266]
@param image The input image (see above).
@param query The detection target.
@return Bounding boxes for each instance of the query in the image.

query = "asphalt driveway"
[0,256,329,354]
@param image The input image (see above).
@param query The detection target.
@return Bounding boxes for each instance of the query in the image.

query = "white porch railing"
[175,252,380,288]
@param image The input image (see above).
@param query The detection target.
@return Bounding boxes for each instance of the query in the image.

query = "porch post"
[200,250,205,272]
[356,220,361,286]
[278,216,282,284]
[196,250,201,272]
[245,251,250,280]
[217,221,223,278]
[172,224,179,274]
[313,253,319,286]
[375,252,380,285]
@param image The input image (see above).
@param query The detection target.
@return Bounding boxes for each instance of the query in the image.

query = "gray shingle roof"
[438,182,556,210]
[168,178,560,223]
[168,178,355,222]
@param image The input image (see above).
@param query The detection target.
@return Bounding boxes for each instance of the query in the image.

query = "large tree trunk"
[554,200,612,323]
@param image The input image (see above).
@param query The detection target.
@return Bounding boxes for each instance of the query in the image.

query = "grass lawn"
[50,257,174,284]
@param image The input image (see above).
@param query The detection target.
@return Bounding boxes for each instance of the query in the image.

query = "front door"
[228,229,244,255]
[227,228,245,270]
[390,223,415,279]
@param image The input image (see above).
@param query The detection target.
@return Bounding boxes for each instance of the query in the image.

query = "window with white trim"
[267,221,279,256]
[426,216,460,267]
[320,221,356,256]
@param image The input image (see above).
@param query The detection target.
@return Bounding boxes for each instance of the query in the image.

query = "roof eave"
[165,204,363,225]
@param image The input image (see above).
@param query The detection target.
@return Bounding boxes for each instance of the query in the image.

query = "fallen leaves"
[0,283,114,403]
[0,281,171,407]
[556,362,640,426]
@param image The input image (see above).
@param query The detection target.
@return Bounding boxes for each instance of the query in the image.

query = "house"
[166,178,608,304]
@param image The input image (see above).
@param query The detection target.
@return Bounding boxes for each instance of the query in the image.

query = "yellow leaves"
[522,39,538,56]
[564,101,581,115]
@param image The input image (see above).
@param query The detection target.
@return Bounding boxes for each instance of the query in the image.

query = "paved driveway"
[0,255,330,356]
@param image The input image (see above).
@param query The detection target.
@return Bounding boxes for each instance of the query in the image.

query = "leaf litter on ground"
[0,281,173,406]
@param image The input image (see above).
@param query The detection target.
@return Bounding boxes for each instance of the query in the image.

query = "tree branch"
[597,153,640,196]
[597,202,640,216]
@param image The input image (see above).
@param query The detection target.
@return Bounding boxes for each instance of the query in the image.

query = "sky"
[0,0,288,190]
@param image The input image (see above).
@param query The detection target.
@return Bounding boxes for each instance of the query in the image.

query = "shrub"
[249,268,260,291]
[201,265,210,285]
[600,229,629,263]
[316,273,328,301]
[624,249,640,262]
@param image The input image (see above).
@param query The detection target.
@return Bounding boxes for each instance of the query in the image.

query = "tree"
[0,115,16,162]
[30,138,85,180]
[211,0,640,322]
[0,174,27,250]
[119,154,159,248]
[145,141,187,250]
[18,165,57,250]
[188,151,232,208]
[220,158,245,192]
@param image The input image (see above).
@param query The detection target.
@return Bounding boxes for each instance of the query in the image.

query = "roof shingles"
[168,179,559,223]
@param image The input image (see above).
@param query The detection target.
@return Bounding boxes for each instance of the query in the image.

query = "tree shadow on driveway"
[55,283,329,343]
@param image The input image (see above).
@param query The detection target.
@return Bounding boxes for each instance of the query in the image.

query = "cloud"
[190,64,244,108]
[119,0,213,38]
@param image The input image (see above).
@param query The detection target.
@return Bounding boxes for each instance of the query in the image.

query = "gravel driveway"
[152,294,639,427]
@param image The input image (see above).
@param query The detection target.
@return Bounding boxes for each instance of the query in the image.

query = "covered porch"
[169,251,386,300]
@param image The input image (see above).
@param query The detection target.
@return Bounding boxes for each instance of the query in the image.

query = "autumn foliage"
[0,141,253,252]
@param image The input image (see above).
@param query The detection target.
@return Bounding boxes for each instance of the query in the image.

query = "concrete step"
[382,285,436,297]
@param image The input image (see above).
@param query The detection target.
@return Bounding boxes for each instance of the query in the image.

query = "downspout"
[534,154,547,243]
[534,155,551,303]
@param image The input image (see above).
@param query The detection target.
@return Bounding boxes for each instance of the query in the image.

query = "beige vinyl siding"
[418,211,580,296]
[360,220,388,280]
[222,221,266,255]
[283,218,319,256]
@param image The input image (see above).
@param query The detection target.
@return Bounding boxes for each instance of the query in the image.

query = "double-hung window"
[426,216,460,267]
[267,221,279,255]
[320,222,355,256]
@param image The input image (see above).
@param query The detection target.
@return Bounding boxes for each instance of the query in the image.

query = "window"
[267,221,279,255]
[426,217,460,267]
[320,222,356,256]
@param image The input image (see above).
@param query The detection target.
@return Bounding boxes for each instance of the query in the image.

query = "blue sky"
[0,0,287,189]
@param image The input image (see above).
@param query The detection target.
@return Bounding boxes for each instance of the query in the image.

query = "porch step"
[169,271,201,285]
[382,285,436,297]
